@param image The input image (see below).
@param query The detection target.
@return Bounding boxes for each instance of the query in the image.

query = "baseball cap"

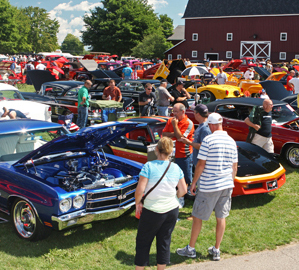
[160,79,168,84]
[261,89,266,93]
[207,112,223,124]
[194,104,208,117]
[177,80,185,86]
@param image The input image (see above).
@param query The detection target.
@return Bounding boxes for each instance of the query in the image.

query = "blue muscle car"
[0,119,144,241]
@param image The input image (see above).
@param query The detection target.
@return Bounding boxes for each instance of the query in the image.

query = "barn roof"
[167,25,185,41]
[183,0,299,19]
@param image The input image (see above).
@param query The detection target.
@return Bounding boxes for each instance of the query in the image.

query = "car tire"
[285,145,299,168]
[200,91,216,102]
[12,199,51,241]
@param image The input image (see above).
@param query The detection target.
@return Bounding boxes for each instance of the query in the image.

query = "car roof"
[0,119,64,134]
[0,83,18,91]
[119,79,161,84]
[42,80,84,89]
[206,97,287,111]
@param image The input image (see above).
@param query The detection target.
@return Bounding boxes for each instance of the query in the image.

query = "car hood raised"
[15,121,146,165]
[27,70,57,92]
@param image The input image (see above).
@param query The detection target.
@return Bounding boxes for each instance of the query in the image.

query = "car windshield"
[0,127,68,162]
[272,104,299,123]
[0,90,24,100]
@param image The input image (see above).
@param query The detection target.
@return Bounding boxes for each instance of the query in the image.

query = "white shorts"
[252,133,274,153]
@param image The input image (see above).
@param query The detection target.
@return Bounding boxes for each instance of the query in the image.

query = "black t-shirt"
[257,111,272,138]
[138,91,156,113]
[171,88,189,108]
[203,72,214,79]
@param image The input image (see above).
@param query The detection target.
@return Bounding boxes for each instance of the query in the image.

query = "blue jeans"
[77,106,88,129]
[176,155,192,185]
[157,106,169,116]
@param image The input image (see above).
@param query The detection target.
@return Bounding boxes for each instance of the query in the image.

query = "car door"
[215,104,251,141]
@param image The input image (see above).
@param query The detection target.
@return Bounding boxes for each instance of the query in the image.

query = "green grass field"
[0,158,298,270]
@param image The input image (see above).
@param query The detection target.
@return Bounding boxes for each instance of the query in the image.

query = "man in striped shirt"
[177,112,238,261]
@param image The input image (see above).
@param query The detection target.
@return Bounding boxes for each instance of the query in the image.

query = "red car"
[186,98,299,167]
[104,116,286,197]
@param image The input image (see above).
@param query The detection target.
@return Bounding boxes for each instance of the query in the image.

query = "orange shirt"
[103,86,122,101]
[162,115,194,158]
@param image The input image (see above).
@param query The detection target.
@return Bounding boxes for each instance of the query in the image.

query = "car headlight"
[73,195,85,209]
[59,198,72,213]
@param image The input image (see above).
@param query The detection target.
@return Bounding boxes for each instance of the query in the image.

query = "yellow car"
[187,84,243,101]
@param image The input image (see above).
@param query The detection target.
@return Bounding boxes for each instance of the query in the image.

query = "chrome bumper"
[51,201,135,231]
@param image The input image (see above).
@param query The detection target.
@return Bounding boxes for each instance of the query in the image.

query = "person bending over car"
[103,79,122,102]
[138,83,156,116]
[0,107,27,119]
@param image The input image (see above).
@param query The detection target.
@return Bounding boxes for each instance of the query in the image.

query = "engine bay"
[21,150,139,192]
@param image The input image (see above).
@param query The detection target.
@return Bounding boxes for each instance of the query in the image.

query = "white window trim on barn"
[295,54,299,60]
[279,52,286,60]
[226,51,232,58]
[227,33,233,41]
[192,51,198,58]
[280,32,287,41]
[192,33,198,41]
[168,54,172,60]
[177,54,182,59]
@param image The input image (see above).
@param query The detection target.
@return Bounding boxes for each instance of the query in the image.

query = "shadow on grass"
[115,250,209,267]
[232,192,275,210]
[0,211,139,258]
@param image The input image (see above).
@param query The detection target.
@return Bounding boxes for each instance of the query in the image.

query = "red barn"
[165,0,299,62]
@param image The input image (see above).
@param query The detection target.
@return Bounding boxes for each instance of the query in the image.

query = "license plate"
[267,180,278,190]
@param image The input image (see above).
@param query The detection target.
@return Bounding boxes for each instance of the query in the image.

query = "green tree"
[20,6,59,53]
[82,0,161,56]
[131,32,173,59]
[61,34,84,55]
[0,0,20,53]
[159,14,173,38]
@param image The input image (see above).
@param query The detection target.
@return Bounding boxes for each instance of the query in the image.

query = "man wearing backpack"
[244,99,274,153]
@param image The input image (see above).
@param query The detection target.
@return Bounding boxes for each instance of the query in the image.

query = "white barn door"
[240,41,271,60]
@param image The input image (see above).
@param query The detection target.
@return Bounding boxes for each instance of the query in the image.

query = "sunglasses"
[147,88,152,90]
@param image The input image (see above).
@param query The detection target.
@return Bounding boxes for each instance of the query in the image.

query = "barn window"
[280,32,287,41]
[192,33,198,41]
[177,54,182,59]
[226,51,232,59]
[279,52,286,60]
[295,54,299,60]
[227,33,233,41]
[168,54,172,60]
[192,51,197,58]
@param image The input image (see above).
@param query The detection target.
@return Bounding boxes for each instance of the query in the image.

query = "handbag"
[135,161,171,219]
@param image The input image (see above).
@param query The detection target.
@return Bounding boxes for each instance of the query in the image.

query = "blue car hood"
[15,121,146,165]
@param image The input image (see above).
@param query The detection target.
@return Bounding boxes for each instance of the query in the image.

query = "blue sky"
[10,0,188,45]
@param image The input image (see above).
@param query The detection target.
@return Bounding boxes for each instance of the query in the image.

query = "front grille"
[86,181,137,211]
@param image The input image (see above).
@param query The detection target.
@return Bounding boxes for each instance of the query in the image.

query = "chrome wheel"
[13,200,37,239]
[286,146,299,168]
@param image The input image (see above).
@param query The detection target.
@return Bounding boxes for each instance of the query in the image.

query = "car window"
[118,82,145,92]
[272,104,299,123]
[43,86,63,96]
[0,128,68,162]
[65,87,80,96]
[149,124,164,142]
[216,104,251,120]
[0,90,24,100]
[126,127,151,142]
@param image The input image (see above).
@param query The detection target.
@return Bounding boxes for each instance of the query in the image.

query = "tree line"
[1,0,174,59]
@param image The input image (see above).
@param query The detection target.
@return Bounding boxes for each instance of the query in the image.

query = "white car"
[0,83,52,121]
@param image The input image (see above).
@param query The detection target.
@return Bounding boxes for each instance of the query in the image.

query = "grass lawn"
[0,158,298,269]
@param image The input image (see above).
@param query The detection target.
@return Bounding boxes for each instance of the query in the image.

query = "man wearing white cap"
[36,60,46,70]
[177,112,238,261]
[244,67,255,80]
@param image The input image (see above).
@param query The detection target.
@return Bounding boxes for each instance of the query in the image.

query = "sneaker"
[208,246,220,261]
[176,245,196,258]
[178,197,185,208]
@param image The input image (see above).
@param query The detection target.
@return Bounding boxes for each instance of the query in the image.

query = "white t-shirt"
[215,72,227,84]
[289,78,299,94]
[36,63,46,70]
